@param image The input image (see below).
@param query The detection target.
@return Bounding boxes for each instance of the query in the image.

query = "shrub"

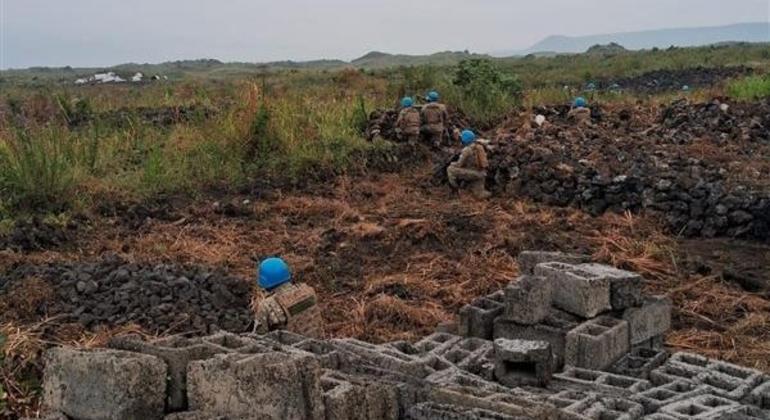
[728,75,770,100]
[448,59,522,126]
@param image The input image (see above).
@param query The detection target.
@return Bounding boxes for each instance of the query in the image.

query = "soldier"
[421,91,449,147]
[567,96,592,126]
[253,257,323,338]
[447,130,491,199]
[395,96,421,143]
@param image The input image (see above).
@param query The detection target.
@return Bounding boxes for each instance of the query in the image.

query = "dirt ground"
[2,99,770,417]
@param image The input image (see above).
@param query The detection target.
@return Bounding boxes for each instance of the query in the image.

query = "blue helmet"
[401,97,414,108]
[574,97,587,108]
[426,91,440,102]
[258,257,292,290]
[461,130,476,146]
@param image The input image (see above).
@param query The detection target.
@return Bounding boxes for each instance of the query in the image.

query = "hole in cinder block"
[582,325,609,337]
[593,318,621,328]
[297,340,334,355]
[701,375,740,391]
[664,381,698,393]
[321,378,344,392]
[549,398,572,409]
[598,411,623,420]
[572,369,602,381]
[644,388,677,401]
[604,375,636,389]
[502,360,537,379]
[206,334,251,349]
[699,397,731,408]
[459,339,486,352]
[672,404,708,415]
[388,341,420,355]
[662,364,698,379]
[431,334,455,344]
[633,348,659,359]
[674,353,708,367]
[427,357,452,371]
[474,298,502,311]
[627,357,646,369]
[713,363,753,380]
[444,349,470,364]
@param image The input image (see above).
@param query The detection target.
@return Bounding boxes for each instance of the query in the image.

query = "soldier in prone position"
[253,257,323,338]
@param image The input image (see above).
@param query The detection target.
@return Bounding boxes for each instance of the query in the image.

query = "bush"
[448,59,522,126]
[728,75,770,100]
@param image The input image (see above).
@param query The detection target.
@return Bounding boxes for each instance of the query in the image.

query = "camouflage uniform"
[421,102,449,147]
[395,107,421,143]
[567,107,592,126]
[366,110,386,141]
[447,143,491,199]
[254,282,323,338]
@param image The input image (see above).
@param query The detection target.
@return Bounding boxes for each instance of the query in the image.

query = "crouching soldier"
[253,257,323,338]
[447,130,491,199]
[567,96,592,126]
[421,91,448,147]
[395,96,421,143]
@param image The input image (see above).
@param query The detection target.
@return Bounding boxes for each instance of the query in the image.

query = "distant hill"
[494,22,770,56]
[351,50,489,69]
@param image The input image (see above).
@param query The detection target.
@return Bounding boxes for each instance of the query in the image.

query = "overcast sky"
[1,0,768,69]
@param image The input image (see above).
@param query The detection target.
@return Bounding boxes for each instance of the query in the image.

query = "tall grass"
[728,75,770,100]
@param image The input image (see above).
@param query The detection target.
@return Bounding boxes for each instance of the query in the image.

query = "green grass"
[728,75,770,100]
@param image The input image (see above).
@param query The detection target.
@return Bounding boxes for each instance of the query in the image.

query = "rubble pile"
[0,256,253,334]
[68,104,218,128]
[596,66,754,93]
[33,252,770,419]
[443,99,770,240]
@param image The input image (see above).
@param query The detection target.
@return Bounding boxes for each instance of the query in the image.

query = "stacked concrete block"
[612,347,669,379]
[186,351,325,419]
[622,296,672,346]
[109,333,248,412]
[555,367,651,394]
[578,263,643,310]
[458,295,505,340]
[565,316,630,371]
[576,397,645,420]
[407,402,531,420]
[493,339,553,387]
[42,348,167,420]
[517,250,591,275]
[320,372,399,420]
[494,308,581,370]
[501,275,552,325]
[535,262,612,318]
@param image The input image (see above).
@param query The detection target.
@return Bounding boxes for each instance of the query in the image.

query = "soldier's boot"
[471,180,491,199]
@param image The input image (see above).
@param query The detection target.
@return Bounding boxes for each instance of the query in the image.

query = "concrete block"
[565,316,630,371]
[518,250,591,275]
[747,379,770,409]
[320,372,399,420]
[581,397,644,420]
[109,335,232,412]
[330,338,434,378]
[414,332,463,355]
[611,347,669,379]
[42,347,166,420]
[458,297,504,340]
[535,262,611,318]
[717,405,770,419]
[493,339,553,387]
[650,361,707,386]
[555,367,651,394]
[546,390,599,414]
[494,309,580,370]
[578,263,643,310]
[696,371,757,400]
[187,351,325,419]
[501,275,552,325]
[632,381,707,414]
[407,402,528,420]
[622,296,672,346]
[659,394,740,419]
